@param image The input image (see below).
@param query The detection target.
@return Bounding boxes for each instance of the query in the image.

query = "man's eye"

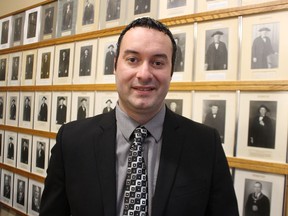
[153,61,164,67]
[127,57,137,63]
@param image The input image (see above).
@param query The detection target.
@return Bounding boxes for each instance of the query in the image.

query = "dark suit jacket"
[40,108,238,216]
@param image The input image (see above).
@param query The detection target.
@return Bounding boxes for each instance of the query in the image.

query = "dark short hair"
[114,17,177,76]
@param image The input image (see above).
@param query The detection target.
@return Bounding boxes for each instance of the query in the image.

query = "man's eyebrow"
[123,49,168,59]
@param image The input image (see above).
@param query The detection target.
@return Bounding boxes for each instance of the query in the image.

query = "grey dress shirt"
[115,104,165,216]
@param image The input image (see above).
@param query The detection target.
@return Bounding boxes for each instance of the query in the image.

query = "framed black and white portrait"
[33,92,52,132]
[11,13,25,46]
[94,91,118,115]
[13,174,28,214]
[71,91,95,121]
[32,136,49,177]
[234,169,285,216]
[28,179,44,215]
[16,134,32,172]
[23,6,41,45]
[19,92,34,129]
[236,92,288,163]
[99,0,126,29]
[53,43,74,85]
[36,46,55,85]
[0,92,6,125]
[96,36,118,83]
[40,2,58,40]
[5,92,19,127]
[76,0,99,34]
[195,18,238,81]
[197,0,238,13]
[73,39,98,84]
[240,11,288,80]
[0,169,14,206]
[165,92,192,118]
[158,0,194,19]
[50,92,72,133]
[0,55,8,86]
[126,0,158,24]
[192,91,236,156]
[0,16,12,50]
[8,52,22,86]
[169,24,194,82]
[21,50,37,86]
[57,0,78,37]
[4,131,18,167]
[0,130,4,162]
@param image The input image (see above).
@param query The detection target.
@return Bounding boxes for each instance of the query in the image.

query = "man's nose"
[136,61,153,80]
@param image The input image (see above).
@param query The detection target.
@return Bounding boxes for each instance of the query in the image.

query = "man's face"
[213,34,221,43]
[259,107,267,116]
[115,27,172,117]
[211,105,218,114]
[260,30,268,37]
[25,98,29,105]
[253,183,262,194]
[59,99,64,105]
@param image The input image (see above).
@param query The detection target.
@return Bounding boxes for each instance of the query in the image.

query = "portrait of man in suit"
[7,136,14,160]
[44,7,54,35]
[1,20,9,45]
[23,96,31,121]
[205,29,228,71]
[79,46,92,76]
[251,25,278,69]
[16,180,26,205]
[38,96,48,122]
[11,56,20,81]
[106,0,120,21]
[27,12,37,39]
[0,97,3,119]
[0,59,6,81]
[165,99,183,115]
[3,174,11,199]
[248,102,276,149]
[62,1,73,31]
[56,97,67,124]
[203,100,226,143]
[134,0,150,15]
[58,49,70,77]
[104,44,115,75]
[32,185,41,213]
[167,0,186,9]
[77,98,87,120]
[9,98,17,120]
[173,34,185,72]
[102,99,113,113]
[20,138,29,164]
[40,17,238,216]
[25,54,34,80]
[13,17,22,42]
[41,53,50,79]
[36,141,45,169]
[82,0,94,25]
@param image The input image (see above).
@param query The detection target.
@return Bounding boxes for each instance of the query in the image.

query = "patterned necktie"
[123,126,148,216]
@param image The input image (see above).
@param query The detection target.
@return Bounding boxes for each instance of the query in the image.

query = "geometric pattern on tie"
[123,126,148,216]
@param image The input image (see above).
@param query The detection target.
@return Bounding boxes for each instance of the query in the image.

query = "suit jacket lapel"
[94,111,117,216]
[152,109,185,216]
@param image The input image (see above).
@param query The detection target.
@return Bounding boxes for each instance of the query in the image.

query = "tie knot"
[133,126,148,145]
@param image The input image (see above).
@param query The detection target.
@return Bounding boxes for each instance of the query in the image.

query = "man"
[10,98,17,120]
[27,12,37,38]
[79,47,92,76]
[203,102,225,143]
[245,181,270,216]
[41,53,50,79]
[1,21,9,44]
[36,142,45,169]
[248,104,275,149]
[251,27,275,69]
[21,139,29,164]
[13,17,22,42]
[77,98,87,120]
[174,37,184,72]
[38,96,48,122]
[32,185,41,212]
[12,57,19,80]
[134,0,150,15]
[40,17,239,215]
[23,97,31,121]
[102,99,113,113]
[44,8,53,35]
[17,180,25,205]
[62,1,73,31]
[104,44,115,75]
[0,59,6,81]
[205,30,228,70]
[0,97,3,119]
[82,0,94,25]
[7,137,14,160]
[25,55,34,80]
[58,49,69,77]
[106,0,120,21]
[3,175,11,199]
[56,97,67,124]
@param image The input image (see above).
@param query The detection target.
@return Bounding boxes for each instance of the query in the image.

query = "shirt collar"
[116,103,165,143]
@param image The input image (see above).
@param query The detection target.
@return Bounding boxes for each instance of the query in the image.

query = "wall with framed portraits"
[0,0,288,215]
